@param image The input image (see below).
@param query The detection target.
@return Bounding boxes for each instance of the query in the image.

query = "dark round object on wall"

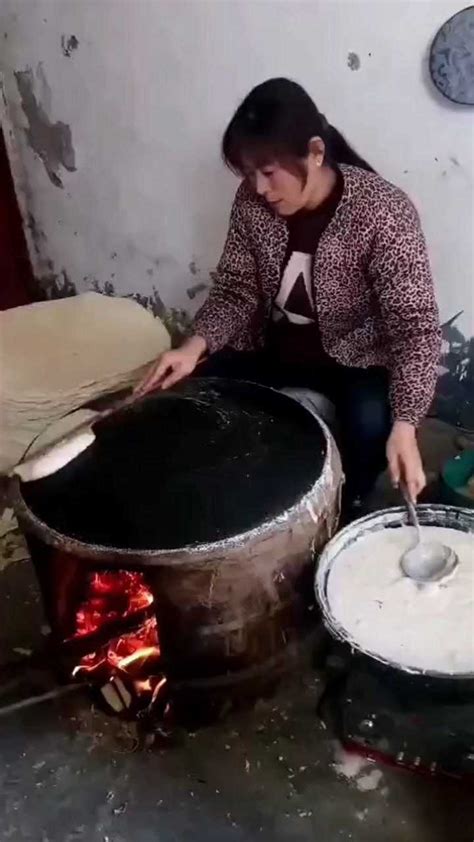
[429,6,474,105]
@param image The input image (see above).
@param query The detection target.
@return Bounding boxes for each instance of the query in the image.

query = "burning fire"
[74,571,154,637]
[71,571,167,715]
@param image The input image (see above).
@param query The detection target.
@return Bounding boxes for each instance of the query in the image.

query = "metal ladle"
[399,483,458,583]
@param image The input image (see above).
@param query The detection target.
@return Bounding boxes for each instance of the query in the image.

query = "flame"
[74,571,154,638]
[133,675,167,699]
[70,571,168,714]
[119,646,160,671]
[73,616,160,678]
[134,678,153,693]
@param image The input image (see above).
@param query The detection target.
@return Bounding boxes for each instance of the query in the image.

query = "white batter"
[326,526,474,674]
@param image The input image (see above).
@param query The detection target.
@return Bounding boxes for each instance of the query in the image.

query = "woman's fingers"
[388,453,401,489]
[160,365,186,390]
[135,354,175,395]
[386,435,402,488]
[402,443,426,501]
[386,421,426,502]
[135,365,164,396]
[135,339,204,396]
[405,465,426,502]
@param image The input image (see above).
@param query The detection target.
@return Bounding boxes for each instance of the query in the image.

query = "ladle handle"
[400,481,421,540]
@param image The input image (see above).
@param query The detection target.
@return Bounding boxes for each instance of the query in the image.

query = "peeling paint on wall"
[26,212,47,258]
[122,286,166,319]
[186,282,208,300]
[186,260,208,299]
[35,269,192,347]
[38,269,76,299]
[61,34,79,58]
[14,64,76,188]
[124,288,193,346]
[95,282,194,346]
[347,52,361,71]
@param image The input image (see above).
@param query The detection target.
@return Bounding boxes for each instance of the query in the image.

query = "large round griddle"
[21,379,326,551]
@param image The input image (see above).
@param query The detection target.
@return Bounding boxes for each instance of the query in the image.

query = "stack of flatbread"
[0,292,170,473]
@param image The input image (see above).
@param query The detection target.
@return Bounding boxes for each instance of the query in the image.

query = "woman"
[140,78,441,510]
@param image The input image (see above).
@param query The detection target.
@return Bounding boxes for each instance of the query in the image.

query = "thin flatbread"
[0,293,170,472]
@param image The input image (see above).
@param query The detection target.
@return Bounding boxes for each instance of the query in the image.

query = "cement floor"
[0,419,472,842]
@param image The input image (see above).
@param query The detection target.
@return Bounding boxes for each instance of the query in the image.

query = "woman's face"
[243,141,326,216]
[247,165,307,216]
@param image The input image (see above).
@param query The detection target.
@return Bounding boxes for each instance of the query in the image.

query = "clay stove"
[12,380,342,723]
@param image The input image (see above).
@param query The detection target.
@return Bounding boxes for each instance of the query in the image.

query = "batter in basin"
[326,526,474,675]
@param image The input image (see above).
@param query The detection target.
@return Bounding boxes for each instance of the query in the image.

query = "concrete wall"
[1,0,473,422]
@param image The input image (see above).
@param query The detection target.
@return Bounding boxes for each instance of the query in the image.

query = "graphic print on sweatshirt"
[272,251,315,325]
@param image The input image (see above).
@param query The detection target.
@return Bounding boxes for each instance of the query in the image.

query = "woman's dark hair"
[222,78,374,175]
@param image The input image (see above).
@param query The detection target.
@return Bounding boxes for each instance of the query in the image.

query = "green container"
[441,450,474,509]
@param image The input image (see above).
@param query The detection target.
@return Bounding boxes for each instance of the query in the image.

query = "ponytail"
[325,124,374,172]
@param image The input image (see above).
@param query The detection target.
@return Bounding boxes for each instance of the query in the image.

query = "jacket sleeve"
[193,188,259,354]
[369,194,441,426]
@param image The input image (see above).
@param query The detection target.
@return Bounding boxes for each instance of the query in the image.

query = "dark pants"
[196,350,392,505]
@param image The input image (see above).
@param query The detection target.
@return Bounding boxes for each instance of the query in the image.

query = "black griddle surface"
[22,379,326,550]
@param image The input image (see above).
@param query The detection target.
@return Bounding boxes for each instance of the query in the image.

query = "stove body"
[315,505,474,779]
[14,380,342,721]
[320,645,474,778]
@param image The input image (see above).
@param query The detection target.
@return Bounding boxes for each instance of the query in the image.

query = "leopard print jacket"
[194,165,441,426]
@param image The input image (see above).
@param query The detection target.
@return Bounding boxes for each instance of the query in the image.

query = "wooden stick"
[0,683,82,718]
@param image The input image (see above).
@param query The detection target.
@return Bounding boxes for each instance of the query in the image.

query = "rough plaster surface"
[0,1,472,322]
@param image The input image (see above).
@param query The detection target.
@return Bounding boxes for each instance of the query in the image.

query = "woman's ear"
[308,136,326,167]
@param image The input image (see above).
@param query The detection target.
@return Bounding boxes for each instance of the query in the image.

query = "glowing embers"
[71,571,168,717]
[73,571,154,638]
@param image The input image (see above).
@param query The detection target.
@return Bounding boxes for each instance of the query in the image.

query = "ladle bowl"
[399,482,459,584]
[400,540,458,583]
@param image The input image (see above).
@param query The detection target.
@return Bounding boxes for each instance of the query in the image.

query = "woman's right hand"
[135,335,207,395]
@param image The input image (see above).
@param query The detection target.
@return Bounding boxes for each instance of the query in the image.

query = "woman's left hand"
[386,420,426,501]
